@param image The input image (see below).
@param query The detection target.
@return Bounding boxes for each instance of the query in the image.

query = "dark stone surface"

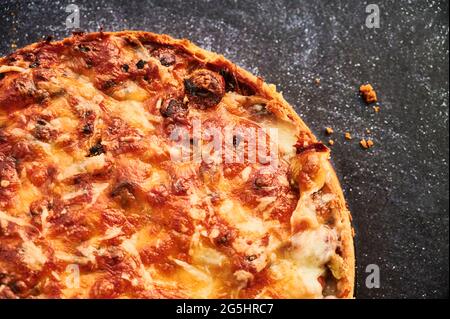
[0,0,448,298]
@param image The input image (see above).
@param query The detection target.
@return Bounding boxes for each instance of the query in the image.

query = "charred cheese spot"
[87,141,106,157]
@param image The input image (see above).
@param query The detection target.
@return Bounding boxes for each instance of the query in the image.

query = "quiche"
[0,31,354,299]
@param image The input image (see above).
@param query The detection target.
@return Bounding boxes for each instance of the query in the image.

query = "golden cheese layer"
[0,31,353,299]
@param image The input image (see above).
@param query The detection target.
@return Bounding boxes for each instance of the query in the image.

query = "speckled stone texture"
[0,0,448,298]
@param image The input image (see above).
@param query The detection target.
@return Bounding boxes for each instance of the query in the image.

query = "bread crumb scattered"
[314,78,321,85]
[366,128,371,134]
[360,138,374,149]
[328,139,334,146]
[325,127,334,135]
[345,132,352,140]
[359,83,377,103]
[360,139,368,148]
[373,105,380,112]
[11,43,17,49]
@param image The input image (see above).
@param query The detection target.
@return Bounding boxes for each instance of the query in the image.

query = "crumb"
[366,129,371,134]
[360,139,368,148]
[345,132,352,140]
[360,138,374,149]
[328,139,334,146]
[359,83,377,103]
[373,106,380,112]
[11,43,17,49]
[325,127,334,135]
[0,180,10,188]
[314,78,321,85]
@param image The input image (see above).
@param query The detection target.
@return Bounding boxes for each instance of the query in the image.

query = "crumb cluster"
[359,83,377,103]
[360,138,374,149]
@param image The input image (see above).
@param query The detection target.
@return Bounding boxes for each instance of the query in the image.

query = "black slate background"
[0,0,448,299]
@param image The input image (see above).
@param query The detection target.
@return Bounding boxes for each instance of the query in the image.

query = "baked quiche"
[0,31,354,299]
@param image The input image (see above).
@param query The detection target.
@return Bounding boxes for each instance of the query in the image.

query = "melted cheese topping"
[21,240,48,271]
[0,32,347,299]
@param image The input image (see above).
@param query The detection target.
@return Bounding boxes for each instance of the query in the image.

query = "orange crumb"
[345,132,352,140]
[11,43,17,49]
[314,78,321,85]
[360,138,374,149]
[328,139,334,145]
[360,139,368,149]
[325,127,334,135]
[366,128,371,134]
[373,106,380,112]
[359,83,377,103]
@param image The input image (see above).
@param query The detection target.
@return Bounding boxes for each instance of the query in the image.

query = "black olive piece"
[88,141,105,157]
[122,64,129,72]
[81,123,94,135]
[36,119,47,126]
[102,79,116,90]
[136,60,146,69]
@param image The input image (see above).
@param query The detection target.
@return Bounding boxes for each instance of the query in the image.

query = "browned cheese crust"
[0,31,354,299]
